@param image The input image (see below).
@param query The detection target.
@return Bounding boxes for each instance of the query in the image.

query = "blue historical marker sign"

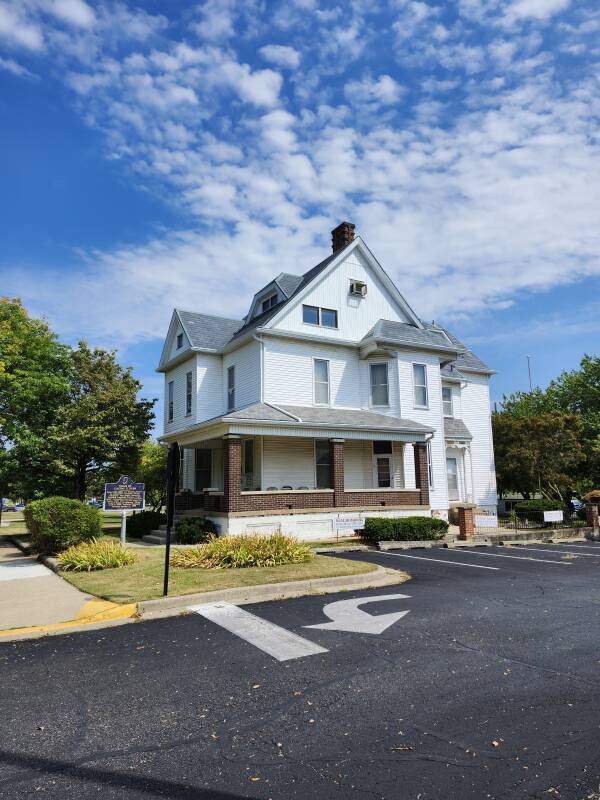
[104,476,145,512]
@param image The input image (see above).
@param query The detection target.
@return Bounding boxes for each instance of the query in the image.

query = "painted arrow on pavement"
[304,593,410,634]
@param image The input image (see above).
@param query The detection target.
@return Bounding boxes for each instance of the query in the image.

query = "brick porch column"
[413,442,430,506]
[586,504,599,531]
[223,435,241,513]
[457,504,476,540]
[330,438,345,508]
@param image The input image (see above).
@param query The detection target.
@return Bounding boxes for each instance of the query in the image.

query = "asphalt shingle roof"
[223,402,434,433]
[177,310,242,351]
[364,320,456,350]
[444,418,473,440]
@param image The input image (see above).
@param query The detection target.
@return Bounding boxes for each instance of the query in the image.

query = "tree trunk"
[74,457,87,501]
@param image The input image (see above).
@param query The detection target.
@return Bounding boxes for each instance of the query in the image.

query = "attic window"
[176,333,183,349]
[261,293,278,313]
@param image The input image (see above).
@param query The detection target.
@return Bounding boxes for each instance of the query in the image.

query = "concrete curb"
[138,564,409,620]
[312,544,372,554]
[10,536,62,573]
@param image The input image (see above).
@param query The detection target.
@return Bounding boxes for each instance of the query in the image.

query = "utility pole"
[526,355,533,392]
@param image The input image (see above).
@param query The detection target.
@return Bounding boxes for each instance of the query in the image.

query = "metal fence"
[475,512,588,536]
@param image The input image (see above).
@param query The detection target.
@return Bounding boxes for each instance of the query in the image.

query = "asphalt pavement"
[2,541,600,799]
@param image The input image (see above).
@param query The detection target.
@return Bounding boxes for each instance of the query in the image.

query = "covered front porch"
[168,403,433,526]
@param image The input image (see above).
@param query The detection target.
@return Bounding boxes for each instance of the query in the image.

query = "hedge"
[360,516,449,544]
[513,499,564,522]
[175,517,218,545]
[126,510,166,539]
[24,497,101,555]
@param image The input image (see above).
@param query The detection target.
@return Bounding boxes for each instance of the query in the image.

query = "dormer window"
[261,293,278,313]
[176,333,183,349]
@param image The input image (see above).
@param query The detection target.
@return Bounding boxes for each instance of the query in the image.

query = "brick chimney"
[331,221,355,253]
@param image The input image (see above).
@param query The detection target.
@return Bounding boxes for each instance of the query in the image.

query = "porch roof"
[161,402,435,446]
[444,418,472,441]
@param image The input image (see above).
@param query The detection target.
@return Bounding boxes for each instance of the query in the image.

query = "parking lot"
[2,540,600,799]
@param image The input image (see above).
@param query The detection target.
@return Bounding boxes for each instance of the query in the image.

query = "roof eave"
[361,336,465,359]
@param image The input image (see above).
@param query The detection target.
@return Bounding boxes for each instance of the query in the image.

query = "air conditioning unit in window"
[349,280,367,297]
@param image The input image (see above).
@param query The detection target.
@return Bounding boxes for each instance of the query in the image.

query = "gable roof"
[177,310,242,350]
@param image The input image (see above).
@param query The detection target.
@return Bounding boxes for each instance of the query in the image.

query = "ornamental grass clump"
[171,533,314,570]
[58,538,137,572]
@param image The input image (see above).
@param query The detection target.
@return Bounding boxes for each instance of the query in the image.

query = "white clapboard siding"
[168,323,191,362]
[396,352,448,510]
[274,247,412,341]
[263,337,361,408]
[262,437,316,489]
[164,358,197,435]
[460,373,498,508]
[223,339,261,411]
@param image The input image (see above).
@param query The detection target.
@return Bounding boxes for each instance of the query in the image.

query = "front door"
[446,457,460,501]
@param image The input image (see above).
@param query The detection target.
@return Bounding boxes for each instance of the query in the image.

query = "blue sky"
[1,0,599,430]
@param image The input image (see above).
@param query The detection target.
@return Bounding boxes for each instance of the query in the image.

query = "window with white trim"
[413,363,428,407]
[442,386,453,417]
[314,358,330,405]
[302,305,338,328]
[185,371,192,416]
[167,380,174,422]
[176,332,183,349]
[427,441,434,488]
[373,440,393,488]
[315,440,330,488]
[370,363,389,406]
[227,365,235,411]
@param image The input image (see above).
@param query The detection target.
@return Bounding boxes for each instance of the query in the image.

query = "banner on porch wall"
[334,513,365,531]
[475,515,499,528]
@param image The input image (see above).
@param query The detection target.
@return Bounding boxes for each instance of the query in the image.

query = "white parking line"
[554,543,600,552]
[499,545,600,557]
[379,551,499,570]
[189,601,328,661]
[460,549,572,565]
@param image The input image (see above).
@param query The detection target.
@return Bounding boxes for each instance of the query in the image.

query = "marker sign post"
[103,476,145,545]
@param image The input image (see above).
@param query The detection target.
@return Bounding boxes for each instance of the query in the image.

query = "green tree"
[136,439,167,511]
[42,342,155,500]
[502,355,600,490]
[492,410,584,501]
[0,298,71,511]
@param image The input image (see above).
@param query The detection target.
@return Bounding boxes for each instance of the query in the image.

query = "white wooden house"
[158,222,497,538]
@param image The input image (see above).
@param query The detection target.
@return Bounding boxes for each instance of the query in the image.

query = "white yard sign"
[334,513,365,531]
[475,515,499,528]
[543,510,564,523]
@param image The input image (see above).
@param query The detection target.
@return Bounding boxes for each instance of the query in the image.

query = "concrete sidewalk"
[0,542,136,638]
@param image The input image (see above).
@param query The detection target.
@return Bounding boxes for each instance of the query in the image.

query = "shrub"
[24,497,101,555]
[58,538,136,571]
[172,533,314,569]
[514,499,563,523]
[360,516,449,544]
[126,510,166,539]
[175,517,218,545]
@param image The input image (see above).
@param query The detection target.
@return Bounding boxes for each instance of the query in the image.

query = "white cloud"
[345,75,404,107]
[0,5,44,50]
[259,44,301,69]
[503,0,571,23]
[48,0,96,29]
[194,0,235,40]
[219,62,283,107]
[0,56,35,77]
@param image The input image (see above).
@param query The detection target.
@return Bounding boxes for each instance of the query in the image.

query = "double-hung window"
[227,365,235,411]
[176,332,183,349]
[442,386,453,417]
[167,380,174,422]
[373,440,392,488]
[315,441,330,488]
[314,359,330,405]
[413,364,428,407]
[185,371,192,415]
[370,363,389,406]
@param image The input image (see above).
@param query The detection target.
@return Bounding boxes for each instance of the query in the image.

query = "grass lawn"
[61,548,378,604]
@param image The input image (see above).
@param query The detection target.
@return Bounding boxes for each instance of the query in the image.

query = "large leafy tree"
[501,355,600,490]
[135,439,167,511]
[493,410,584,501]
[0,298,71,509]
[42,342,155,500]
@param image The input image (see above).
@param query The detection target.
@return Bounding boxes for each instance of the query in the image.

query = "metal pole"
[526,355,533,392]
[120,510,126,545]
[163,442,180,597]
